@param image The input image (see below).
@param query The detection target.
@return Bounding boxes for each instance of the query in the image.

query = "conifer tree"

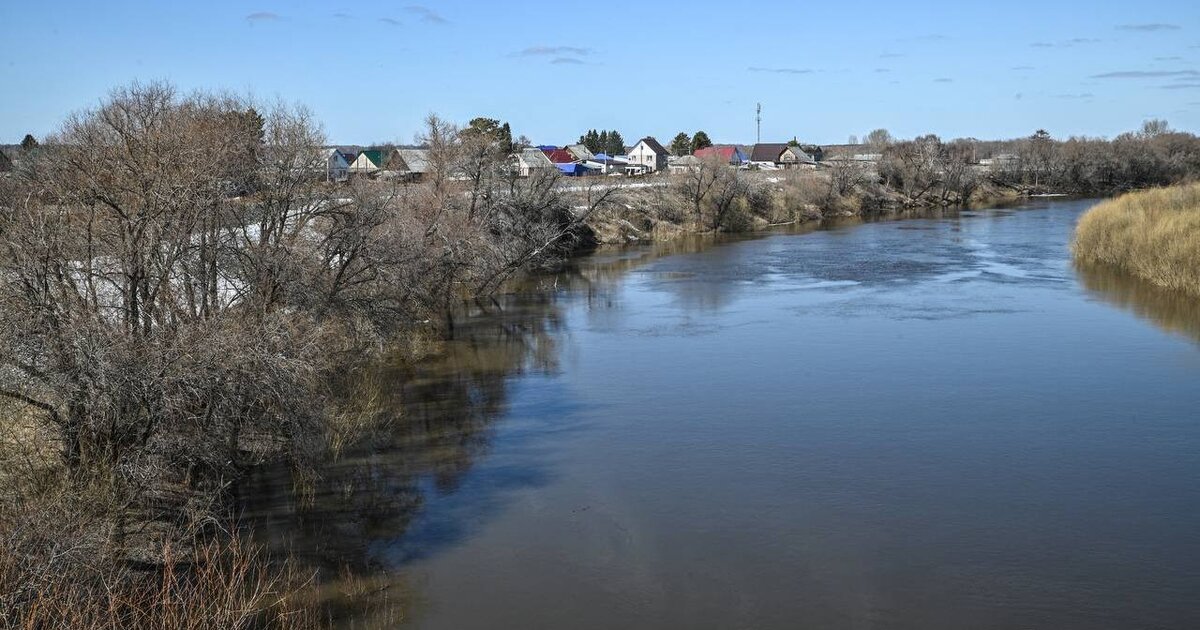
[671,132,692,155]
[606,130,625,155]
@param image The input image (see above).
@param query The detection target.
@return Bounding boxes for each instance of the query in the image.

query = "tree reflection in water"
[236,231,770,624]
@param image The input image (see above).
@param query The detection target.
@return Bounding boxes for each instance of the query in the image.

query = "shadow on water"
[1075,261,1200,345]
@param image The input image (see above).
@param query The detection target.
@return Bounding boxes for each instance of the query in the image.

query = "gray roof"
[397,148,431,173]
[566,144,594,160]
[519,148,554,167]
[781,145,815,162]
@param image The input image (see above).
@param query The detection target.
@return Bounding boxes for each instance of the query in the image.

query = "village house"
[565,143,594,161]
[667,155,703,174]
[513,147,555,177]
[694,145,748,166]
[542,147,576,165]
[627,137,670,173]
[345,147,435,180]
[324,148,350,182]
[585,152,627,175]
[750,143,817,169]
[395,148,431,181]
[348,149,394,176]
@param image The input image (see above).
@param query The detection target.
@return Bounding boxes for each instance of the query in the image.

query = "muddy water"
[244,199,1200,629]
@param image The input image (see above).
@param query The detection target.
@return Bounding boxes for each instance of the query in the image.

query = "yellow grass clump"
[1072,184,1200,297]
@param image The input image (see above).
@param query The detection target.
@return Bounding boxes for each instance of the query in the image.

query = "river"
[244,198,1200,629]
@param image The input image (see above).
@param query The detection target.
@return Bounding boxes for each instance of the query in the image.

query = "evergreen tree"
[690,131,713,153]
[580,129,602,153]
[598,130,609,154]
[500,122,514,153]
[606,130,625,155]
[20,134,38,151]
[464,117,515,153]
[671,132,692,156]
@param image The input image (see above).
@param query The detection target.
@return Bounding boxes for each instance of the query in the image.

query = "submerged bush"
[1072,184,1200,296]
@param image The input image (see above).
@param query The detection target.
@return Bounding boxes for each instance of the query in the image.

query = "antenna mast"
[756,103,762,144]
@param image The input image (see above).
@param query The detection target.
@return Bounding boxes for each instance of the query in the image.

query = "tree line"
[578,129,625,155]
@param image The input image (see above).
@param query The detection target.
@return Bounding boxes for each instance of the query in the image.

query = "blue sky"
[1,1,1198,145]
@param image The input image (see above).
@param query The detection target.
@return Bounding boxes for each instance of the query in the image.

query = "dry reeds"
[1072,184,1200,296]
[0,527,321,630]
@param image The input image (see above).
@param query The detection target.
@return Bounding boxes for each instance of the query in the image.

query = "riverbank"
[1072,183,1200,297]
[580,170,1024,245]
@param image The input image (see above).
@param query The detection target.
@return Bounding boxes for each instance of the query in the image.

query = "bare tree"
[676,154,723,221]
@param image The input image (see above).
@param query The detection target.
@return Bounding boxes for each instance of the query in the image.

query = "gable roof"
[780,145,815,162]
[750,143,790,163]
[543,148,576,164]
[397,148,431,173]
[694,145,746,163]
[636,136,669,155]
[518,148,555,167]
[565,143,594,160]
[357,150,386,167]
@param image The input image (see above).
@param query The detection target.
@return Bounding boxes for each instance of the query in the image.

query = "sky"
[1,1,1199,146]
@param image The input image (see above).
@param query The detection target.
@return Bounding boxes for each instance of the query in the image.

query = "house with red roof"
[694,145,748,165]
[541,147,577,164]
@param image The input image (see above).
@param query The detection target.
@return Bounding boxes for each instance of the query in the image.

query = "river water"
[246,198,1200,629]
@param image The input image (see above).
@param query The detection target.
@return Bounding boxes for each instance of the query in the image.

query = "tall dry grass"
[1072,184,1200,296]
[0,531,322,630]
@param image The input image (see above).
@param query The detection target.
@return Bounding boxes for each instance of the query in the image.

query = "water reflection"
[1076,261,1200,344]
[241,200,1200,629]
[239,230,768,625]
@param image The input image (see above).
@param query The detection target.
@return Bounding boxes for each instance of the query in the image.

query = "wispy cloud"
[902,34,949,42]
[1117,23,1181,31]
[245,11,281,22]
[874,68,891,73]
[1054,92,1095,99]
[405,5,448,24]
[551,57,586,65]
[513,45,592,58]
[1012,65,1036,70]
[332,12,352,19]
[1032,38,1102,48]
[1155,56,1184,61]
[1091,70,1199,78]
[879,52,905,59]
[1161,82,1200,89]
[379,17,401,26]
[749,66,814,75]
[934,77,954,83]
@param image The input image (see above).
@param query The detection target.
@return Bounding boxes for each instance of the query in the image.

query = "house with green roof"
[349,149,389,175]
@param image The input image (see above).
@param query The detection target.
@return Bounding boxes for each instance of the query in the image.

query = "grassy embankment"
[1072,183,1200,297]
